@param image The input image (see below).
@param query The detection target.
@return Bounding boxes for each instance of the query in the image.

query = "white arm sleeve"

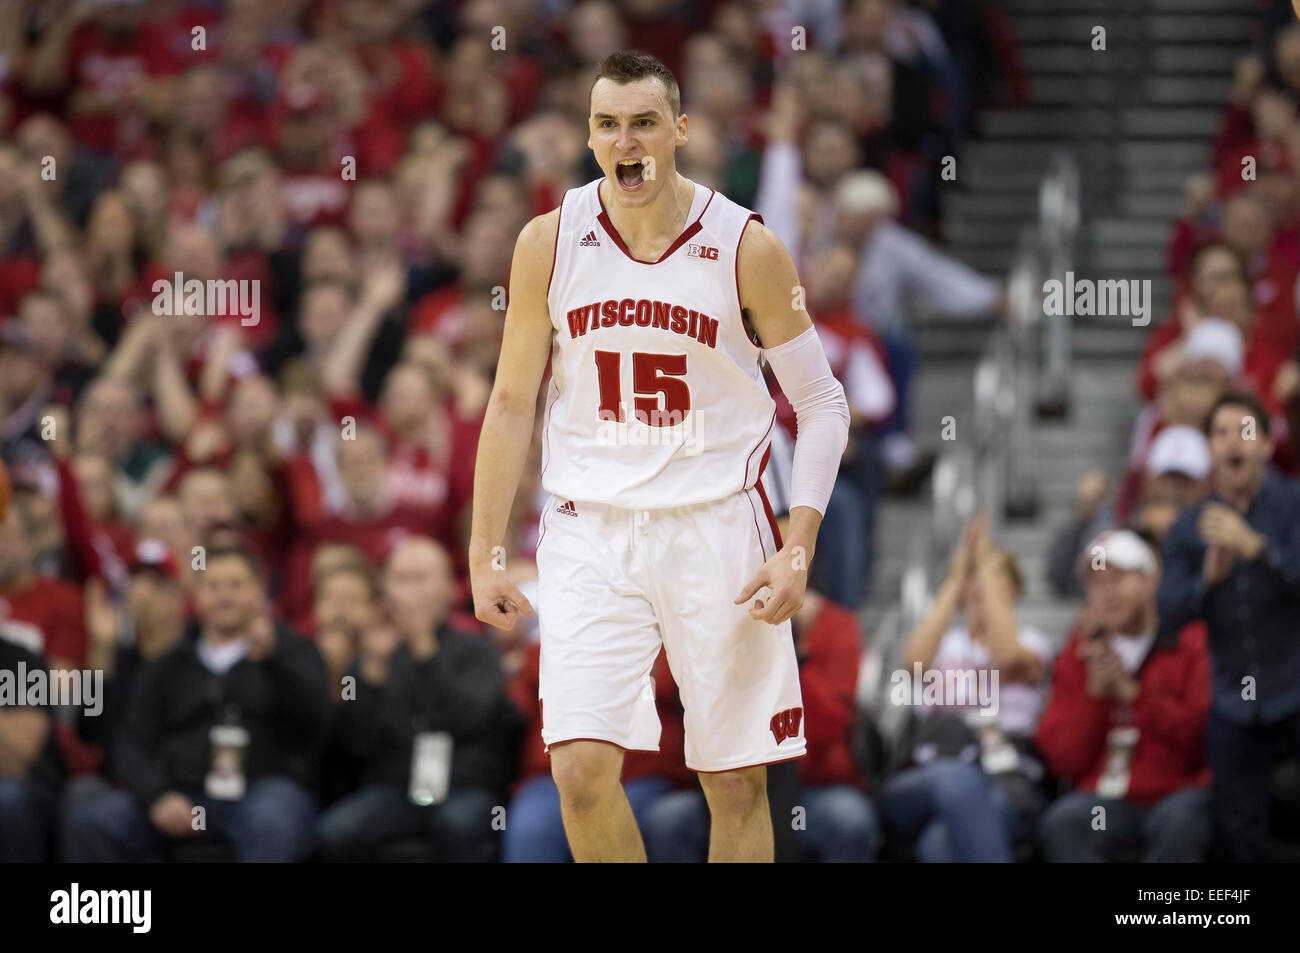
[762,326,851,516]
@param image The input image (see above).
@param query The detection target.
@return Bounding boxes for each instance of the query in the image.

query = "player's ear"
[675,111,688,147]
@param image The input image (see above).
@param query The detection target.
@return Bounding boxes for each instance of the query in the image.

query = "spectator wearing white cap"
[1179,317,1245,380]
[1036,529,1212,862]
[1046,427,1211,599]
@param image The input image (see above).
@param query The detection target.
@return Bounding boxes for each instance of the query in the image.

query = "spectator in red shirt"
[0,141,73,317]
[272,80,352,231]
[0,503,87,670]
[1138,241,1247,403]
[1036,530,1211,862]
[280,421,438,622]
[23,0,181,159]
[328,0,440,176]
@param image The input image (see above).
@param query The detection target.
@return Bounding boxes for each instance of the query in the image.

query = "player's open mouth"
[616,158,645,191]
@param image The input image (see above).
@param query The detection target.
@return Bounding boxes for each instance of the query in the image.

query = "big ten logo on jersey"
[686,243,719,260]
[770,707,803,744]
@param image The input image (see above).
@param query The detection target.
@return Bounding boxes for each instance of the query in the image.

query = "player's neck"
[600,173,696,258]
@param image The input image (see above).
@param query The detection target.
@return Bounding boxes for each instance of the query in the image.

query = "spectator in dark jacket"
[316,537,520,861]
[74,540,188,774]
[1038,529,1212,862]
[0,637,63,862]
[64,545,328,861]
[1157,390,1300,861]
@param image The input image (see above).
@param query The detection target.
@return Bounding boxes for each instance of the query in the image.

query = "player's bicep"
[737,222,813,349]
[494,211,559,410]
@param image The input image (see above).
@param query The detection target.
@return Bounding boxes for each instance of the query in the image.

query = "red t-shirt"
[797,599,866,788]
[65,22,183,155]
[0,576,87,667]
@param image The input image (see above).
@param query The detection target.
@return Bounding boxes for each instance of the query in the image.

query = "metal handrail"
[861,156,1079,740]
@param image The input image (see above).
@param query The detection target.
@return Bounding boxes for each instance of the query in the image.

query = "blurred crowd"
[882,3,1300,865]
[13,0,1283,866]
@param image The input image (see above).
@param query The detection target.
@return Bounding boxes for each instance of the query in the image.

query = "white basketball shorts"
[535,488,806,773]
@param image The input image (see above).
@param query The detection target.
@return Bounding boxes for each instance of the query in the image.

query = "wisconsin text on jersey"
[564,298,720,348]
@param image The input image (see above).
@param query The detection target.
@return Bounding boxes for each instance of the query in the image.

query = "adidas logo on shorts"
[578,230,600,247]
[555,500,578,517]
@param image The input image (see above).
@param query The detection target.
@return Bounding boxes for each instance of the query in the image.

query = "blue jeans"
[502,774,675,862]
[810,480,872,607]
[64,776,317,862]
[0,777,56,863]
[643,782,880,862]
[317,783,500,862]
[879,331,917,440]
[1039,787,1211,862]
[878,760,1023,862]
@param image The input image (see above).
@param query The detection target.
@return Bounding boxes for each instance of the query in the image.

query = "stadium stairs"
[864,0,1263,646]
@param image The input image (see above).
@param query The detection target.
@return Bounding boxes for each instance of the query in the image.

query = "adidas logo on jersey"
[555,500,578,517]
[578,230,600,247]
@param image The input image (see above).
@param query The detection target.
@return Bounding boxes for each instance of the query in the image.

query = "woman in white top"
[878,514,1054,862]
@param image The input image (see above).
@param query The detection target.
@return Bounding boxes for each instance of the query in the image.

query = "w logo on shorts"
[769,707,803,743]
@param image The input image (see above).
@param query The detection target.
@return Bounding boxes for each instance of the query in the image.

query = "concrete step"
[1144,14,1258,44]
[1027,74,1231,107]
[1089,218,1175,245]
[1116,140,1210,169]
[1113,192,1185,220]
[945,191,1041,219]
[979,107,1220,140]
[1150,46,1249,73]
[1012,14,1255,46]
[1087,245,1166,271]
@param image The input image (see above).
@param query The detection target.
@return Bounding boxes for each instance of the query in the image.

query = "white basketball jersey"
[542,177,777,509]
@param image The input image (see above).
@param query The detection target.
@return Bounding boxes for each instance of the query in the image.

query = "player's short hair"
[1203,389,1271,438]
[591,50,681,118]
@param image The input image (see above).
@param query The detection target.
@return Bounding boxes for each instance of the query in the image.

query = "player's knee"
[550,742,622,813]
[700,768,767,820]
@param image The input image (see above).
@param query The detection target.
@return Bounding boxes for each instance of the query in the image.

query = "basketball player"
[469,51,850,862]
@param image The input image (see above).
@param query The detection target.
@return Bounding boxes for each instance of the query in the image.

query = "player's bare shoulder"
[736,218,808,347]
[510,208,562,302]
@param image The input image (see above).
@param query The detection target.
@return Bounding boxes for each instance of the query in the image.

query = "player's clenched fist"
[471,562,536,631]
[735,543,809,626]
